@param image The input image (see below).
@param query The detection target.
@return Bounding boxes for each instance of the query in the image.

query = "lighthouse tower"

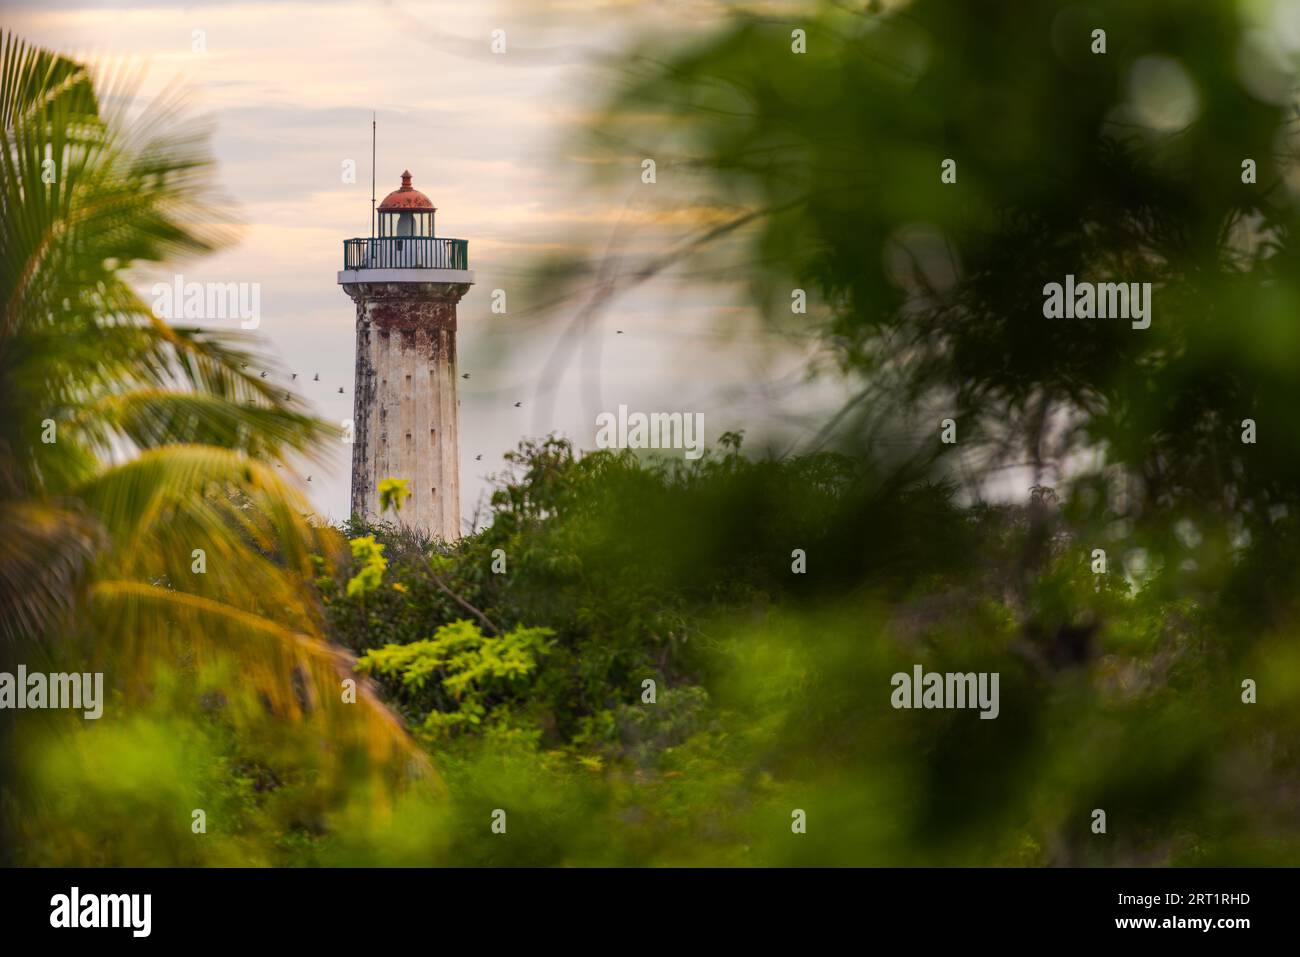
[338,170,473,539]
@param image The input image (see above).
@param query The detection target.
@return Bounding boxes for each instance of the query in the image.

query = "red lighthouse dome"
[376,171,436,238]
[378,170,435,211]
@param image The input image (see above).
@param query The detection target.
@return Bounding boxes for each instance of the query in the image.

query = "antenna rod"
[370,112,376,239]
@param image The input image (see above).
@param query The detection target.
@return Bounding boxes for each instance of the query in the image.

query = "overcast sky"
[6,0,859,529]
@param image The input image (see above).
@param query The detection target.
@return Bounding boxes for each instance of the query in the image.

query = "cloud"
[9,0,832,524]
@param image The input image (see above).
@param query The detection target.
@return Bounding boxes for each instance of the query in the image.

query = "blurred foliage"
[378,477,411,516]
[308,435,1299,865]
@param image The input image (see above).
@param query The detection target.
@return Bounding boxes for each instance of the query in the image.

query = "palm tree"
[0,32,435,862]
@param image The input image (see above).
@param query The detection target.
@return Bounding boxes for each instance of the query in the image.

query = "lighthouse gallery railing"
[343,237,469,270]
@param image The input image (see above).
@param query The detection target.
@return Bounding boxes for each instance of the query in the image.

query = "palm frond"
[0,499,101,645]
[90,580,440,793]
[0,30,439,824]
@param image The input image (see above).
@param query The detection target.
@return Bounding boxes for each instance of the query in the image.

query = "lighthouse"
[338,170,473,539]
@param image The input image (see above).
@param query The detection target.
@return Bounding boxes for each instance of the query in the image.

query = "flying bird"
[514,401,522,407]
[291,373,298,380]
[260,371,268,378]
[475,454,482,461]
[462,373,470,379]
[313,373,320,381]
[338,387,345,394]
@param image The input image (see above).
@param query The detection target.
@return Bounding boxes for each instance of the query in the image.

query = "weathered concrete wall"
[341,280,470,540]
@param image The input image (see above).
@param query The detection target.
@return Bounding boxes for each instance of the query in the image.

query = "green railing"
[343,237,469,270]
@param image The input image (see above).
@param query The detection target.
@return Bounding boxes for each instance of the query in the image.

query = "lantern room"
[377,170,436,238]
[341,168,468,271]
